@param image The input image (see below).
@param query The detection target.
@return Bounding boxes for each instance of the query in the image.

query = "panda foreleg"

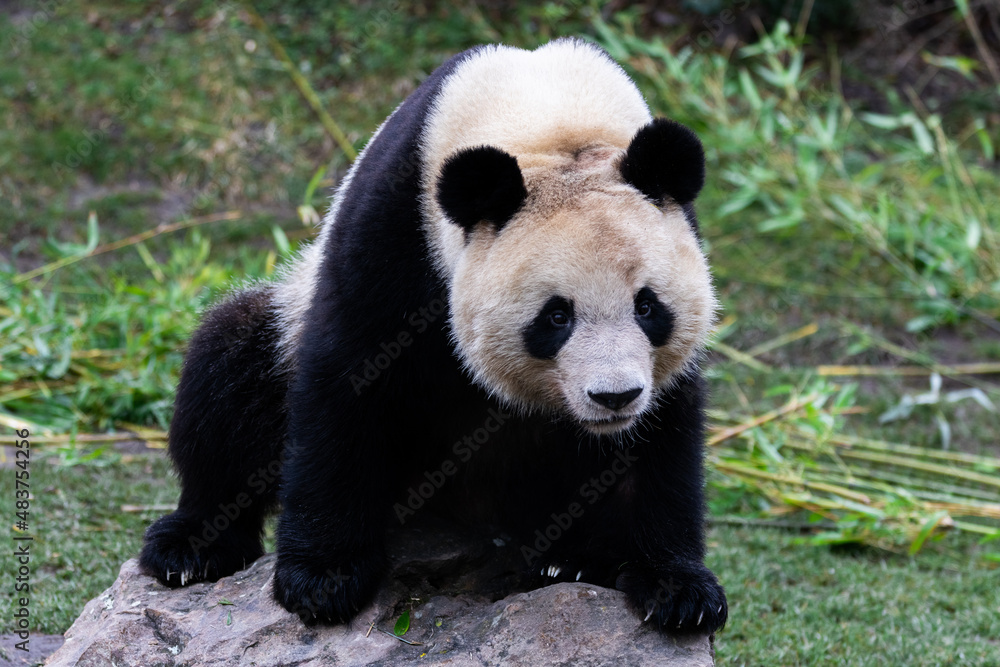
[271,359,393,624]
[615,373,728,634]
[139,288,286,587]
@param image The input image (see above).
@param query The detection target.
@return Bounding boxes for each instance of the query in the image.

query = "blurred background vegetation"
[1,1,999,664]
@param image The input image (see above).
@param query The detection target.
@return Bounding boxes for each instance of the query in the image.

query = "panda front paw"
[272,552,385,625]
[616,562,727,634]
[139,511,264,587]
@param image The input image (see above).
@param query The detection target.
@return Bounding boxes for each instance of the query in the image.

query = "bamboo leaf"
[909,511,950,555]
[393,610,410,636]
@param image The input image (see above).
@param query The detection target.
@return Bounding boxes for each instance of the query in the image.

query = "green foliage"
[0,229,269,433]
[602,18,1000,332]
[1,4,998,661]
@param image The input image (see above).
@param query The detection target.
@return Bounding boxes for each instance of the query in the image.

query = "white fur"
[270,40,716,434]
[421,40,652,277]
[422,40,716,431]
[271,114,395,367]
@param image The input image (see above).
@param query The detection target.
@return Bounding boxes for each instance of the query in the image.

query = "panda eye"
[548,310,570,327]
[523,296,575,360]
[634,286,675,347]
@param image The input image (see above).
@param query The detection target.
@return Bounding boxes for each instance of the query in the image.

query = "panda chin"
[580,414,638,436]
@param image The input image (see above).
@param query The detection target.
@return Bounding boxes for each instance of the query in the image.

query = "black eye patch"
[634,287,674,347]
[523,296,574,360]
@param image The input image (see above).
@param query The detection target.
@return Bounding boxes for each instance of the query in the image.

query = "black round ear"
[619,118,705,205]
[437,146,527,234]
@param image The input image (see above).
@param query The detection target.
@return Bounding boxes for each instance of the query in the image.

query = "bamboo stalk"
[783,425,1000,468]
[922,502,1000,519]
[839,322,999,395]
[818,362,1000,376]
[0,413,40,433]
[951,520,1000,536]
[807,462,1000,503]
[714,461,873,504]
[13,211,242,284]
[709,515,837,531]
[775,437,1000,491]
[70,349,126,359]
[711,341,773,372]
[835,449,1000,490]
[707,394,817,446]
[745,323,819,358]
[121,504,176,513]
[12,432,167,444]
[240,2,357,162]
[961,0,1000,85]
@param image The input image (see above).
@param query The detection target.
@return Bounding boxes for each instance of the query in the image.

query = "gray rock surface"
[46,526,715,666]
[0,633,64,666]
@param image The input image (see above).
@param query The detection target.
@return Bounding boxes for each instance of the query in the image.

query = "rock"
[0,633,64,666]
[45,523,715,666]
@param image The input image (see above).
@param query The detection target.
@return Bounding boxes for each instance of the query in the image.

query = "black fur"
[634,286,675,348]
[619,118,705,207]
[141,41,726,635]
[522,295,574,360]
[139,287,286,587]
[437,146,527,235]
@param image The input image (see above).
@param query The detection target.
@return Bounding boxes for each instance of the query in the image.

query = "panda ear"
[437,146,527,234]
[619,118,705,206]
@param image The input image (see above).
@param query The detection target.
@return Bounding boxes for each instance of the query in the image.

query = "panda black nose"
[588,387,643,411]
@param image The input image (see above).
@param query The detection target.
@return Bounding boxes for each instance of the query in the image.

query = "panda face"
[425,42,717,434]
[448,180,715,435]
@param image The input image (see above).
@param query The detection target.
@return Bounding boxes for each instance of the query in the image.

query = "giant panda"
[139,38,727,634]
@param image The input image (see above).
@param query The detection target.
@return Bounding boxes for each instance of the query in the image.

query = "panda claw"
[697,610,704,626]
[575,570,582,581]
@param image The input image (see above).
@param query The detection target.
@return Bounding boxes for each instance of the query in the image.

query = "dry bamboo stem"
[745,323,819,358]
[818,362,1000,376]
[707,394,817,446]
[13,211,242,284]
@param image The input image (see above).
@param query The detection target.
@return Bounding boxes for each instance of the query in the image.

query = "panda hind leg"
[139,287,289,587]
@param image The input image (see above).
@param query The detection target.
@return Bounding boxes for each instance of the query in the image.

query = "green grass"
[709,525,1000,665]
[0,452,178,633]
[1,2,999,662]
[3,450,996,666]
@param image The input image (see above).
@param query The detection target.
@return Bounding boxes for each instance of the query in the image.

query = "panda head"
[436,119,716,435]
